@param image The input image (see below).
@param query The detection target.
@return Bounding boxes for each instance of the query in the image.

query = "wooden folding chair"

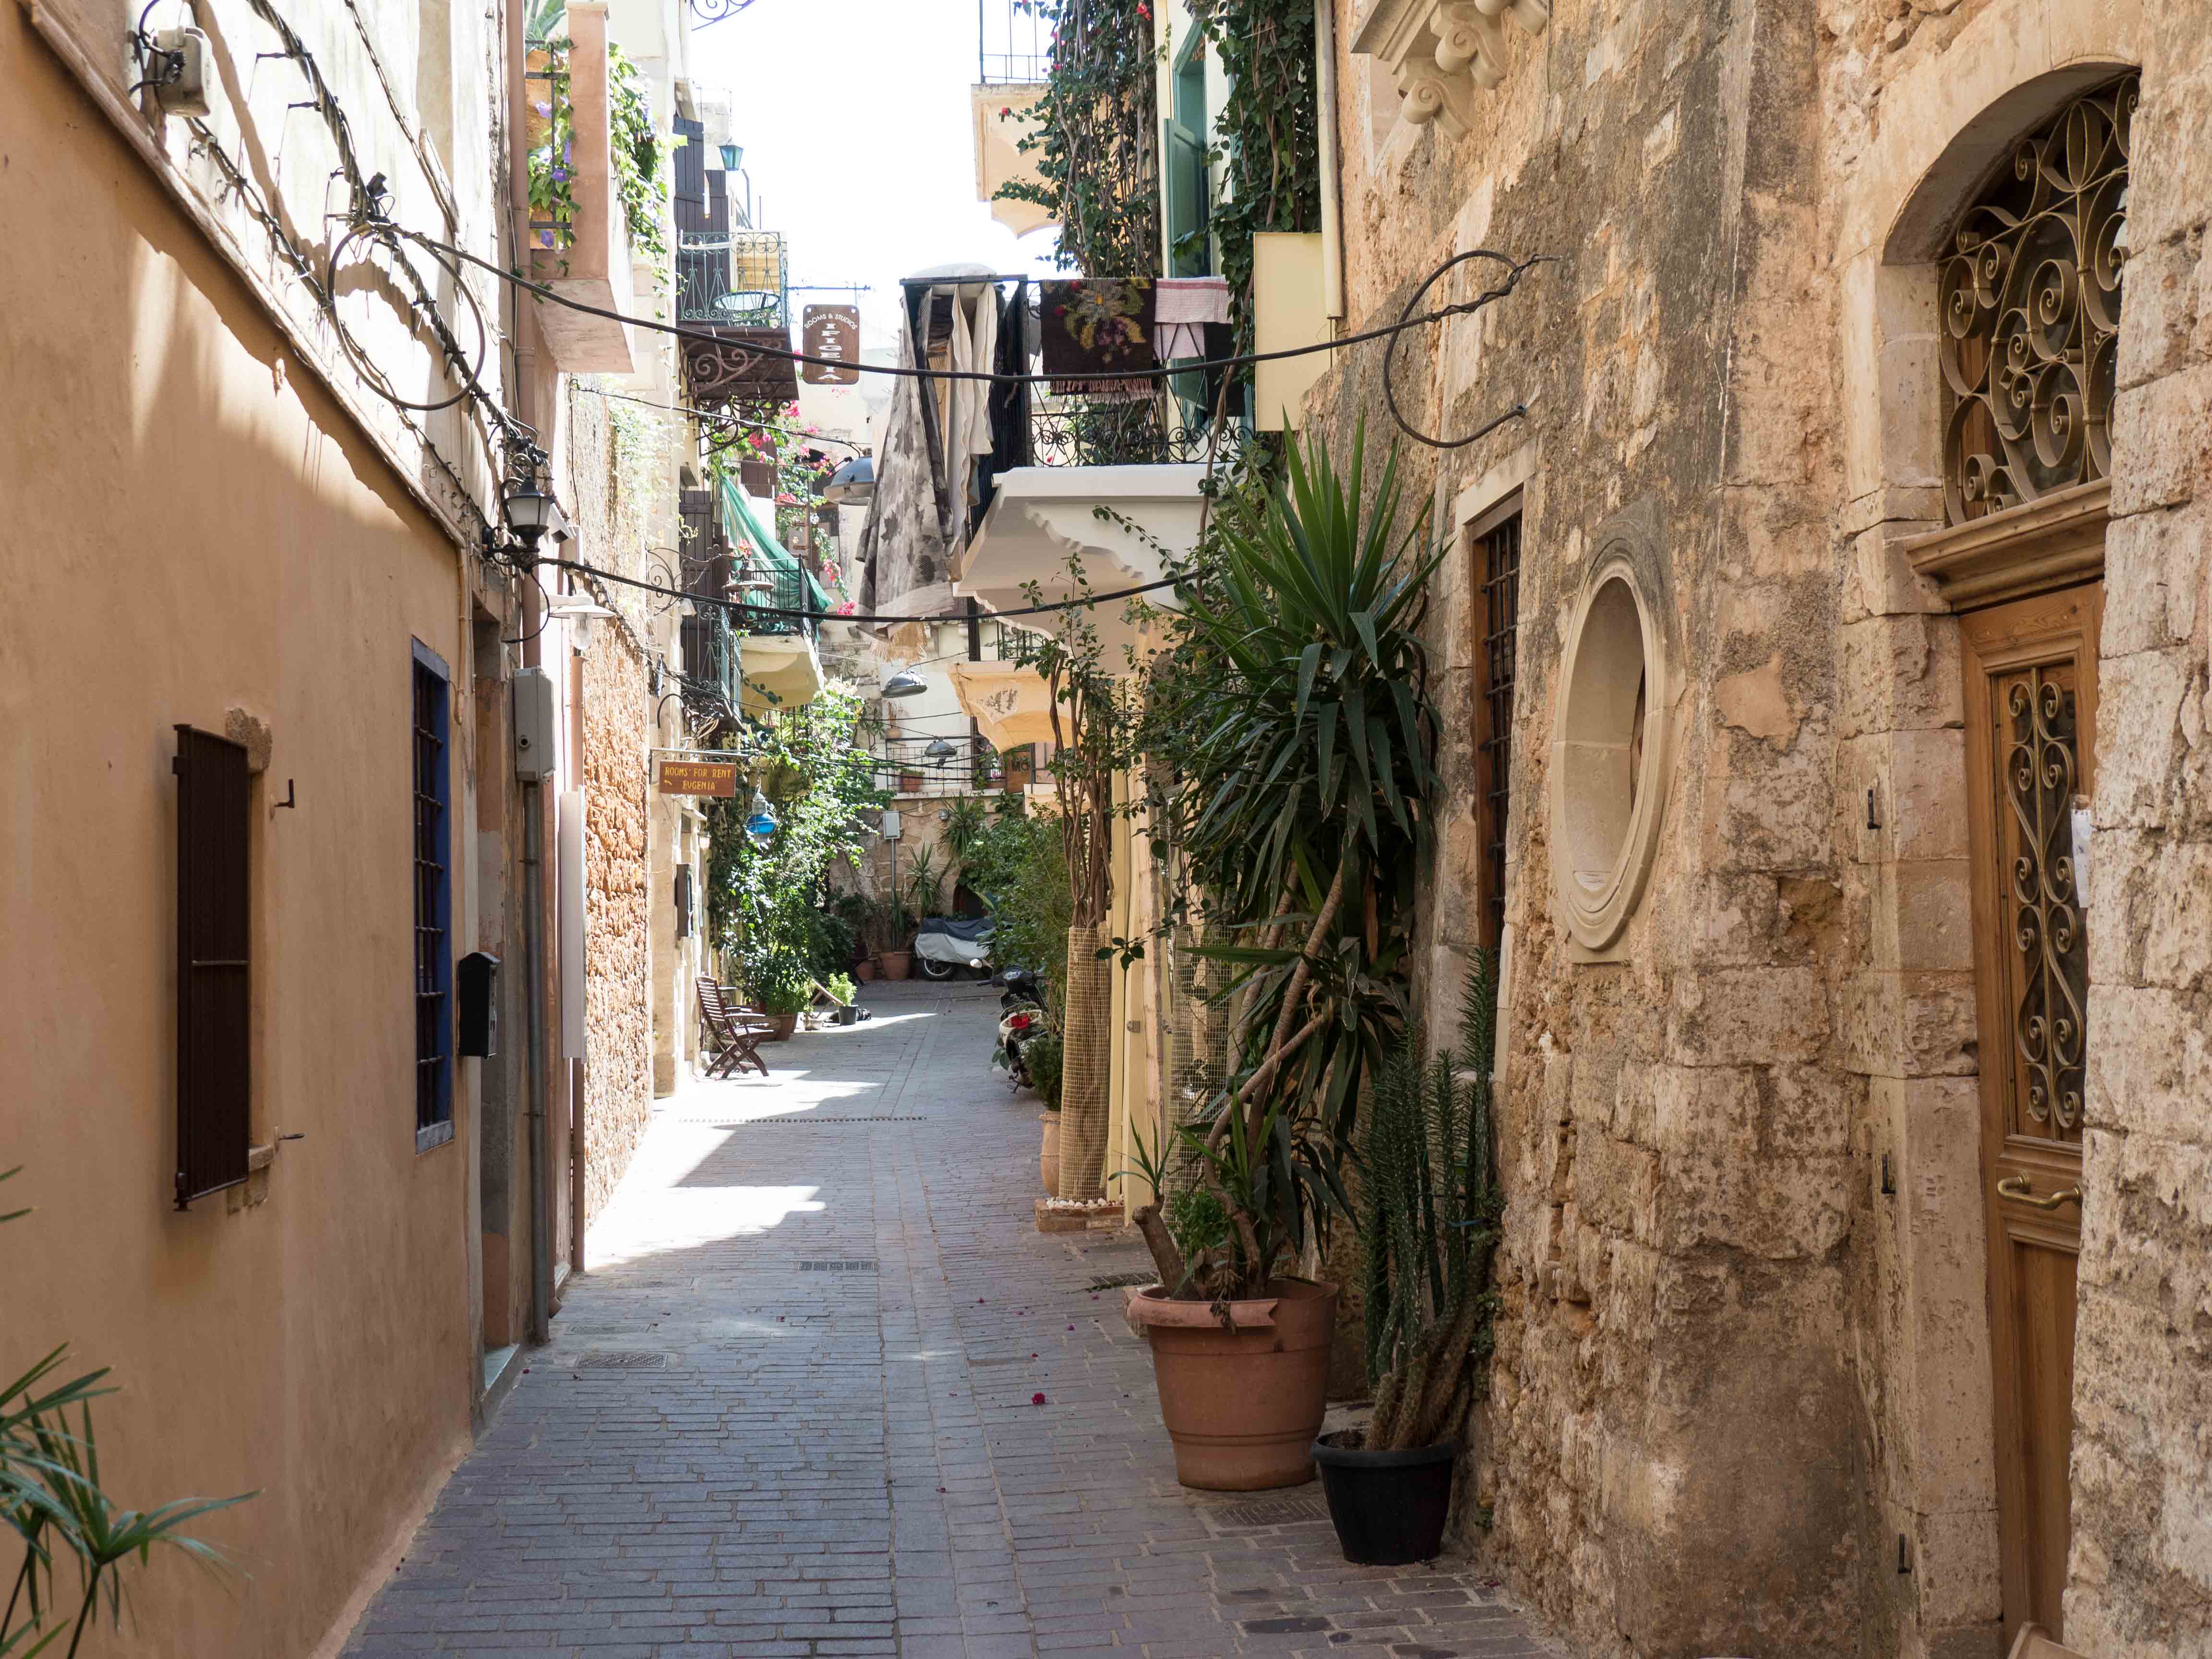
[697,975,772,1078]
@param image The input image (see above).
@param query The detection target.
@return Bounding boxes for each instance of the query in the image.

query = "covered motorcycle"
[913,914,994,979]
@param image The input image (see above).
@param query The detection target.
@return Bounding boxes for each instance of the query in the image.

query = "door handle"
[1997,1175,2081,1211]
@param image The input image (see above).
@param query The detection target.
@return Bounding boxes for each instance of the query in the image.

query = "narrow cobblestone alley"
[344,984,1551,1659]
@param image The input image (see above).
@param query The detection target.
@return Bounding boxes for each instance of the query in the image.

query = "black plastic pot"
[1311,1433,1456,1565]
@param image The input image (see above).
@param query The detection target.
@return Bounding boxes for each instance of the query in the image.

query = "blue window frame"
[412,640,454,1151]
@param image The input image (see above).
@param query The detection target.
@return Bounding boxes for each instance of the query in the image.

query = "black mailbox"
[457,951,500,1058]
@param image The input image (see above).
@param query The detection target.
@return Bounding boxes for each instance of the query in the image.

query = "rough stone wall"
[1318,1,1891,1653]
[2068,14,2212,1654]
[1318,2,2212,1656]
[567,382,668,1221]
[581,635,653,1221]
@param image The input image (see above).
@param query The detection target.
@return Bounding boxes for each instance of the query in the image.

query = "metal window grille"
[1478,515,1522,953]
[174,725,251,1208]
[412,651,453,1140]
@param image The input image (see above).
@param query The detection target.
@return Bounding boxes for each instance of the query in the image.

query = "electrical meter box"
[457,951,500,1058]
[513,668,557,781]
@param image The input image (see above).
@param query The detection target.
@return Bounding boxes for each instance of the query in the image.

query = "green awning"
[720,476,832,616]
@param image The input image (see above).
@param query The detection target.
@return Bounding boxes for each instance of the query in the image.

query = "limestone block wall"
[2067,17,2212,1653]
[1319,0,2212,1654]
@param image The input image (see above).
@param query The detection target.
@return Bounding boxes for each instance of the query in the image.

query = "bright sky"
[689,0,1063,358]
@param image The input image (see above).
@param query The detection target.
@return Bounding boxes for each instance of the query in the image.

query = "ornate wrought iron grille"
[1478,514,1521,953]
[1028,396,1245,467]
[1999,665,2087,1142]
[1940,74,2136,524]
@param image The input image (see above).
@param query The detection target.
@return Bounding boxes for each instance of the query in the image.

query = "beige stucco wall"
[1315,0,2212,1654]
[0,9,489,1652]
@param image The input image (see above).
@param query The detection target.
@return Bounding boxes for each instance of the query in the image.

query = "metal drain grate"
[796,1259,879,1272]
[733,1116,924,1125]
[1214,1494,1330,1528]
[574,1350,672,1370]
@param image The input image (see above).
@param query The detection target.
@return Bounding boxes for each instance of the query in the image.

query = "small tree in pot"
[1312,953,1504,1564]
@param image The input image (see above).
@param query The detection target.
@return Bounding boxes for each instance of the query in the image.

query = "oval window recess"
[1551,562,1672,957]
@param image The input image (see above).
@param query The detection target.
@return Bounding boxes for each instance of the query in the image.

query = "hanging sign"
[657,760,739,797]
[802,304,862,386]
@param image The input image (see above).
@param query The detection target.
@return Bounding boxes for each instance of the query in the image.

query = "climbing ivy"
[1190,0,1322,365]
[994,0,1160,276]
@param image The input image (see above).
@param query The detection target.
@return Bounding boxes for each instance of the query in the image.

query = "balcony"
[678,608,740,725]
[1027,395,1247,469]
[671,126,797,409]
[521,4,637,373]
[677,230,788,331]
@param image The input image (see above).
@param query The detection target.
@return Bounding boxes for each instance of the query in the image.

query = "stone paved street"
[344,983,1551,1659]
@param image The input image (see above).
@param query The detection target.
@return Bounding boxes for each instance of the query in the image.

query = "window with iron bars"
[1475,508,1521,955]
[413,644,454,1150]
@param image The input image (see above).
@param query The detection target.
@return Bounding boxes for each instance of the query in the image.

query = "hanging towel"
[1040,278,1156,398]
[1153,276,1231,361]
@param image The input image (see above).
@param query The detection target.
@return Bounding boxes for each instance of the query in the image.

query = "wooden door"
[1961,583,2100,1644]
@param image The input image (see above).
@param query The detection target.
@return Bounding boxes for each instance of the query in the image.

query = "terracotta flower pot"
[878,950,914,981]
[854,959,878,983]
[1039,1113,1061,1194]
[766,1010,799,1042]
[1124,1278,1339,1491]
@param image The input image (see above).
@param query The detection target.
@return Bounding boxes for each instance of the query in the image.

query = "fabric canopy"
[949,660,1058,749]
[720,476,832,617]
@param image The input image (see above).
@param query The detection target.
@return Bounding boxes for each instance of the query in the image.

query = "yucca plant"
[1357,955,1505,1452]
[1,1168,252,1656]
[1136,422,1444,1278]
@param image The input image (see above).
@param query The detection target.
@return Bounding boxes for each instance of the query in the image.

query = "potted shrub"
[1312,956,1504,1564]
[824,972,861,1025]
[755,970,809,1040]
[1118,1096,1345,1492]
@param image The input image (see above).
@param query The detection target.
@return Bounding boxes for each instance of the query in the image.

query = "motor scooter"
[914,914,994,980]
[995,966,1047,1086]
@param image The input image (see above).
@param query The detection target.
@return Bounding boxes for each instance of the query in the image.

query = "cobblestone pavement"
[345,982,1551,1659]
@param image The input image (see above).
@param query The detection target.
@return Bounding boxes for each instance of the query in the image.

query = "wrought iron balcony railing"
[1026,396,1247,469]
[676,230,788,330]
[732,559,817,641]
[678,608,739,720]
[977,0,1050,84]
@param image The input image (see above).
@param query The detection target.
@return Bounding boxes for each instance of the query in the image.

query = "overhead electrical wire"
[524,553,1178,625]
[573,385,868,454]
[401,226,1548,395]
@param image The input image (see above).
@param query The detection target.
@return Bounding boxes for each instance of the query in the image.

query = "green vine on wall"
[995,0,1160,275]
[1190,0,1322,366]
[524,31,671,271]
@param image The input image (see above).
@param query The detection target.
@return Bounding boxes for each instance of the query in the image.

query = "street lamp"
[823,455,875,506]
[881,668,927,698]
[502,475,571,552]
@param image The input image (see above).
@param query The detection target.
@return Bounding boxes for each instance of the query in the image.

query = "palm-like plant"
[2,1169,252,1656]
[1136,423,1443,1288]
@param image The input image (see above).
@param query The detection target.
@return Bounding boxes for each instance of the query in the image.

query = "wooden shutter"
[674,863,694,939]
[173,726,250,1207]
[1164,122,1210,279]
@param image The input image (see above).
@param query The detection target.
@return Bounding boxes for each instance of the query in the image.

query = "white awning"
[739,633,824,715]
[949,660,1058,749]
[955,464,1201,663]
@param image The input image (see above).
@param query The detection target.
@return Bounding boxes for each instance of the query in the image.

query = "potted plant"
[1312,956,1504,1564]
[1118,1092,1346,1491]
[751,962,810,1040]
[1025,1029,1064,1191]
[824,972,861,1025]
[874,892,915,980]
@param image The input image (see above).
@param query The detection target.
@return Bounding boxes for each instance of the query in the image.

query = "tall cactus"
[1360,953,1504,1452]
